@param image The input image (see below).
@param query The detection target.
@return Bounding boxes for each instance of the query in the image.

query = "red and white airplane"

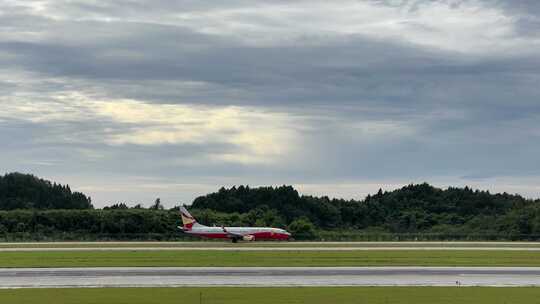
[178,206,291,242]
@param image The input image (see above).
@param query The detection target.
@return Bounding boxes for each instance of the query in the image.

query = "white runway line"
[1,247,540,251]
[3,241,540,245]
[2,267,540,288]
[0,241,540,246]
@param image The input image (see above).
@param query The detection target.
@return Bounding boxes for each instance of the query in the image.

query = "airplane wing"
[222,226,247,239]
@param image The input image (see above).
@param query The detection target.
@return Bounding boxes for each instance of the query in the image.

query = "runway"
[4,241,540,245]
[2,241,540,251]
[2,267,540,288]
[2,247,540,251]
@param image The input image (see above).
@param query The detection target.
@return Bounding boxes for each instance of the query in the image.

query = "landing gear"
[232,238,238,243]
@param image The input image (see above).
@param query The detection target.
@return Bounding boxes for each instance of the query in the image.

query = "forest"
[0,173,92,210]
[1,172,539,241]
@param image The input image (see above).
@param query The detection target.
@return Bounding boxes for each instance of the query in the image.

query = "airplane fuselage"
[185,226,291,241]
[179,206,291,242]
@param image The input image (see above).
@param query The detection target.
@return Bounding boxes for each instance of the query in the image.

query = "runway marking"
[1,247,540,251]
[2,267,540,288]
[3,241,540,245]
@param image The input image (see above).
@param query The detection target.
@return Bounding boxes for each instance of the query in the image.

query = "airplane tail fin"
[179,206,204,231]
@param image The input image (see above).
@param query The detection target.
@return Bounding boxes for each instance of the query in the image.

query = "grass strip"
[0,250,539,267]
[1,287,539,304]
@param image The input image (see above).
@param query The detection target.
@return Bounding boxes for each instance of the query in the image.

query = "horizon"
[3,172,538,209]
[2,1,540,208]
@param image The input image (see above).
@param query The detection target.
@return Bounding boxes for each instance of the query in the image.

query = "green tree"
[288,217,317,240]
[150,198,164,210]
[0,173,93,210]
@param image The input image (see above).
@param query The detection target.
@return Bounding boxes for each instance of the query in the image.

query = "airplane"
[178,206,291,242]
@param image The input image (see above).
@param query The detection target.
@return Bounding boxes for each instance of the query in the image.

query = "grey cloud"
[4,33,540,111]
[2,0,540,206]
[497,0,540,14]
[2,1,539,110]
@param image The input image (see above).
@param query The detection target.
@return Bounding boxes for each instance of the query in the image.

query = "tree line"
[1,172,540,240]
[191,184,540,239]
[0,173,92,210]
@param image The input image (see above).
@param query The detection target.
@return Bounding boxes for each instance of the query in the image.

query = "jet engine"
[243,235,255,241]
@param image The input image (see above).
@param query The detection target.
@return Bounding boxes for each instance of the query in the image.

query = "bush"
[288,217,317,240]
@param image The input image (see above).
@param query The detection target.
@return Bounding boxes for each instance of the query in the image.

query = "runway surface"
[1,247,540,251]
[2,267,540,288]
[4,241,540,245]
[2,242,540,251]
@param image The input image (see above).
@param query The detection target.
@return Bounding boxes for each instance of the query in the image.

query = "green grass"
[1,287,540,304]
[1,250,540,267]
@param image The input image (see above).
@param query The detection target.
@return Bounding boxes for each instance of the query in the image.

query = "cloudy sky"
[1,0,540,207]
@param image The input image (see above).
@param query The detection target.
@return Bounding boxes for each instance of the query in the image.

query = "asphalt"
[1,247,540,251]
[2,267,540,288]
[3,241,540,245]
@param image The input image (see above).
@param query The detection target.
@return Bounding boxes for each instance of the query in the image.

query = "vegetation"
[191,184,540,240]
[0,209,178,241]
[192,184,540,234]
[1,287,540,304]
[0,173,92,210]
[1,172,540,240]
[1,250,539,267]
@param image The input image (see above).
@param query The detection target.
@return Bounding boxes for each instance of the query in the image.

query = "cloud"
[1,0,540,206]
[8,1,532,53]
[95,98,303,165]
[2,90,306,165]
